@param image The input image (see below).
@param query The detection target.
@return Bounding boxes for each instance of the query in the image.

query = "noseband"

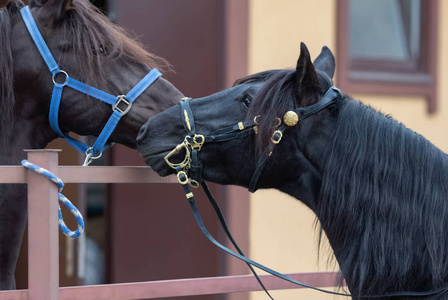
[165,86,342,191]
[21,6,161,165]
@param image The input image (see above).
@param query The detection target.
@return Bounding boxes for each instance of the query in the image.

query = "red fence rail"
[0,149,339,299]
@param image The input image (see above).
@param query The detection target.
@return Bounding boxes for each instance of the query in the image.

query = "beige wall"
[247,0,448,299]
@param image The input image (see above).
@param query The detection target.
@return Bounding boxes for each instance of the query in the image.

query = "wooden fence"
[0,149,339,299]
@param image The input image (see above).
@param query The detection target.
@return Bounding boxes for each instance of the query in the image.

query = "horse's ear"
[313,46,336,79]
[28,0,74,20]
[295,42,320,104]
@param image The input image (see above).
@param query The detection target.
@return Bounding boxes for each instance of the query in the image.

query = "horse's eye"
[93,45,108,56]
[242,96,252,108]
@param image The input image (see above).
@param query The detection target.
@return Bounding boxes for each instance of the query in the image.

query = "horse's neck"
[1,110,56,165]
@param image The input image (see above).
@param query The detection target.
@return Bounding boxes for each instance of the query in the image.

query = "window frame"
[336,0,438,113]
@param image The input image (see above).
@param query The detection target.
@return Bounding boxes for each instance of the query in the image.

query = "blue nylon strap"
[49,84,65,137]
[20,6,60,75]
[91,110,122,155]
[89,69,162,155]
[64,135,90,154]
[50,84,90,153]
[125,68,162,102]
[66,77,117,105]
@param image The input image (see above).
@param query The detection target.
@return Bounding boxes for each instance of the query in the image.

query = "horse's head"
[138,43,340,206]
[6,0,182,149]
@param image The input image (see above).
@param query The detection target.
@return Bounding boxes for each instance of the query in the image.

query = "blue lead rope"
[22,160,85,238]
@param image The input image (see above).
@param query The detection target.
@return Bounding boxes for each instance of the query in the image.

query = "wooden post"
[26,150,61,300]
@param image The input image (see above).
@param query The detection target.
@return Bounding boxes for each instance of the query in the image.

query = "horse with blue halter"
[0,0,183,289]
[138,43,448,299]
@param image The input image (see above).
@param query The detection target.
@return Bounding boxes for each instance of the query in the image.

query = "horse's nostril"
[137,124,148,144]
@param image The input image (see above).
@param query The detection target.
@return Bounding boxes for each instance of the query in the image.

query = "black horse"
[0,0,183,289]
[138,43,448,299]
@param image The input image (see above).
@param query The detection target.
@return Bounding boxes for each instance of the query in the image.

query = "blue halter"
[20,6,162,165]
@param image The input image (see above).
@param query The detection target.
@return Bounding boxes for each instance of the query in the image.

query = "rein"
[20,6,162,166]
[165,88,448,299]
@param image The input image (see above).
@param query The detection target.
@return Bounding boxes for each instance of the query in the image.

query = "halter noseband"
[165,86,341,191]
[20,6,162,165]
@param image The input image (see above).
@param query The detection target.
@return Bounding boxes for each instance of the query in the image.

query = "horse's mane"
[235,69,333,153]
[0,1,22,134]
[317,99,448,294]
[0,0,168,133]
[59,0,169,84]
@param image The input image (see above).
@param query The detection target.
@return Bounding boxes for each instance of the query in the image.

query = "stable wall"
[247,0,448,299]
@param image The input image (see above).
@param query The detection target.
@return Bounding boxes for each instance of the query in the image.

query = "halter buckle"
[113,95,132,115]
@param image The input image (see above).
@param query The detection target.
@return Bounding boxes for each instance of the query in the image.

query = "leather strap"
[174,167,350,297]
[295,87,341,120]
[174,166,448,299]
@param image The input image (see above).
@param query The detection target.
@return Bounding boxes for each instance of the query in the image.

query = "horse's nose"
[136,104,182,150]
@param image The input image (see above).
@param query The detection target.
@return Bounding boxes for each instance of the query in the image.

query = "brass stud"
[283,111,299,127]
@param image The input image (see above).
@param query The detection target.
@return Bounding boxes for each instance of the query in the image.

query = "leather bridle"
[21,6,162,166]
[165,86,342,191]
[164,87,448,299]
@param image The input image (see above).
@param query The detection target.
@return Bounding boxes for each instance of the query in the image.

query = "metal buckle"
[271,130,283,144]
[177,171,189,185]
[113,95,132,115]
[52,70,69,87]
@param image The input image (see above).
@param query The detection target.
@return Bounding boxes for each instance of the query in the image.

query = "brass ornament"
[275,117,282,128]
[184,109,191,131]
[283,111,299,126]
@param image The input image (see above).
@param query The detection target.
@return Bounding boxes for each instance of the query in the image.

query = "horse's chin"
[143,153,175,176]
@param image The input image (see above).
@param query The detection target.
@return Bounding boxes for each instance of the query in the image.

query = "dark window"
[336,0,438,113]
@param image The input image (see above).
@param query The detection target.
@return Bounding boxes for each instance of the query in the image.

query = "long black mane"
[238,69,448,295]
[0,0,168,132]
[0,1,22,133]
[317,99,448,295]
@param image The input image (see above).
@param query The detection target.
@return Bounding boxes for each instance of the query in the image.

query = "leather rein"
[21,6,161,166]
[165,88,448,299]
